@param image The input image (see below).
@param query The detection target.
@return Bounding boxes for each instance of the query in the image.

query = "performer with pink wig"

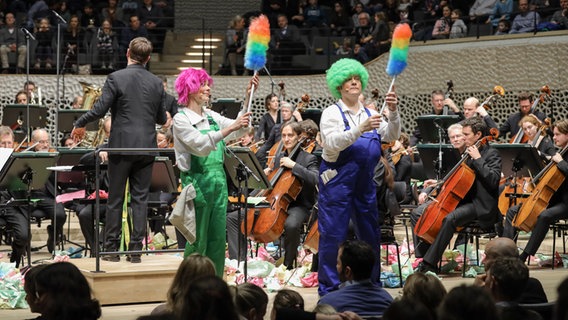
[172,68,257,275]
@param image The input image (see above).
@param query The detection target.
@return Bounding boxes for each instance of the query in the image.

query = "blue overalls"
[318,104,382,296]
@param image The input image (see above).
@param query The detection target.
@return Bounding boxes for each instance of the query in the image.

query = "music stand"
[0,151,58,267]
[150,157,177,193]
[2,104,47,142]
[300,108,322,126]
[211,99,241,119]
[224,147,270,280]
[416,115,461,143]
[57,110,99,132]
[417,143,462,179]
[493,143,544,208]
[56,148,92,190]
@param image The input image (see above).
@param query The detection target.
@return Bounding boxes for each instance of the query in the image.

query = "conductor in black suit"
[72,37,167,263]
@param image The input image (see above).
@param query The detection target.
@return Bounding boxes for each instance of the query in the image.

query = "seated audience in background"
[438,285,499,320]
[487,0,513,28]
[432,5,451,39]
[225,15,246,76]
[97,19,117,70]
[549,0,568,29]
[401,272,447,319]
[336,37,353,56]
[449,9,468,38]
[30,262,101,320]
[317,240,393,317]
[231,282,269,320]
[180,275,240,320]
[0,13,26,74]
[34,17,54,69]
[510,0,540,34]
[485,257,544,320]
[151,253,216,317]
[495,19,512,34]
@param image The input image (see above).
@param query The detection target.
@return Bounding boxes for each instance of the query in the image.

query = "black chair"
[550,219,568,270]
[456,220,497,277]
[519,301,555,320]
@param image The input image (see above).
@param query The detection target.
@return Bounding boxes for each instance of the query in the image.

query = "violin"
[296,93,310,113]
[512,145,568,232]
[510,85,551,143]
[241,137,307,243]
[414,128,498,244]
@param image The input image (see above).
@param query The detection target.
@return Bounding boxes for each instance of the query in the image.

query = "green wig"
[326,58,369,99]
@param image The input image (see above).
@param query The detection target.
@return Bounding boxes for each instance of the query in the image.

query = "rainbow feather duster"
[244,15,270,71]
[386,23,412,77]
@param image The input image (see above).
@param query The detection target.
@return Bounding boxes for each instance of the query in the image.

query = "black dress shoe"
[415,261,438,274]
[47,225,54,253]
[126,255,141,263]
[102,255,120,262]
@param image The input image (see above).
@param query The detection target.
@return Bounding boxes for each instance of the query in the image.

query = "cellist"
[415,117,502,273]
[499,92,546,140]
[504,119,568,263]
[410,123,467,257]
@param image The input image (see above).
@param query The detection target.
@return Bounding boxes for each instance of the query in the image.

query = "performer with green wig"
[172,68,257,276]
[317,58,401,296]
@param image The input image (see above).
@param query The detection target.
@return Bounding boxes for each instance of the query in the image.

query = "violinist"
[502,120,568,256]
[499,92,546,140]
[415,117,502,273]
[255,93,280,142]
[391,133,413,204]
[317,58,400,296]
[0,126,28,266]
[172,68,255,276]
[23,128,67,253]
[410,123,466,257]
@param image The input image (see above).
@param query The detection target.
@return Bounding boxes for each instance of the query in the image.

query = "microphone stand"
[434,118,444,181]
[21,27,35,145]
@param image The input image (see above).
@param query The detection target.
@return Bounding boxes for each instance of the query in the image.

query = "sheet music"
[0,148,13,171]
[46,165,74,172]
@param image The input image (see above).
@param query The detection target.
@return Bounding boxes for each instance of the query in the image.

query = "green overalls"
[180,112,228,277]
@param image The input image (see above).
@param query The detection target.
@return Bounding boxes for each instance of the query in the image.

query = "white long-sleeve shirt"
[173,106,246,172]
[319,100,401,163]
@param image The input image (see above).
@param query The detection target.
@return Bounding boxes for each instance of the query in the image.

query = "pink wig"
[175,68,214,105]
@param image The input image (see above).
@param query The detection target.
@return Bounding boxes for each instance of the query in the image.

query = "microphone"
[52,10,67,24]
[21,28,36,41]
[433,118,443,130]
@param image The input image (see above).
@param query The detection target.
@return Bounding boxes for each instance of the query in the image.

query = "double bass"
[510,85,551,144]
[414,129,498,244]
[241,137,306,243]
[512,145,568,232]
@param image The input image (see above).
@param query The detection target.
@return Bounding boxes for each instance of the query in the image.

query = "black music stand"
[56,148,92,189]
[493,144,544,207]
[300,108,322,126]
[2,104,47,142]
[0,151,58,267]
[57,110,99,132]
[417,144,462,179]
[416,115,461,143]
[211,99,241,119]
[224,147,270,280]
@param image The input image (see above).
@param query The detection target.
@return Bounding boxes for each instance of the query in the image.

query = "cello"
[509,85,551,143]
[512,144,568,232]
[414,128,498,244]
[241,137,306,243]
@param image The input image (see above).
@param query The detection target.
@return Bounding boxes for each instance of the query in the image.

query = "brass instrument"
[479,85,505,110]
[79,81,102,110]
[78,81,105,147]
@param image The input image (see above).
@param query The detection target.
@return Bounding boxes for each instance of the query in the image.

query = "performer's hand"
[473,274,487,287]
[280,157,296,169]
[552,153,564,164]
[359,114,382,132]
[233,112,252,130]
[476,105,488,117]
[444,98,459,113]
[418,192,428,204]
[423,179,437,188]
[292,110,303,122]
[71,127,86,143]
[466,144,481,160]
[385,90,398,112]
[99,151,108,163]
[246,74,260,96]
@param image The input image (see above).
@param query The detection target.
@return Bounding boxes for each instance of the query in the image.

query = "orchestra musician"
[255,101,302,168]
[447,96,499,135]
[26,128,67,254]
[317,58,400,296]
[414,117,501,273]
[0,126,28,266]
[14,90,28,104]
[172,68,254,276]
[255,93,281,142]
[390,133,413,205]
[410,123,466,258]
[502,119,568,251]
[517,119,568,263]
[72,37,168,263]
[499,92,546,140]
[410,89,460,146]
[227,121,319,269]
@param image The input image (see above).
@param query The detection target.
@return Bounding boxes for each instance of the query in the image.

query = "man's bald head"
[484,238,519,271]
